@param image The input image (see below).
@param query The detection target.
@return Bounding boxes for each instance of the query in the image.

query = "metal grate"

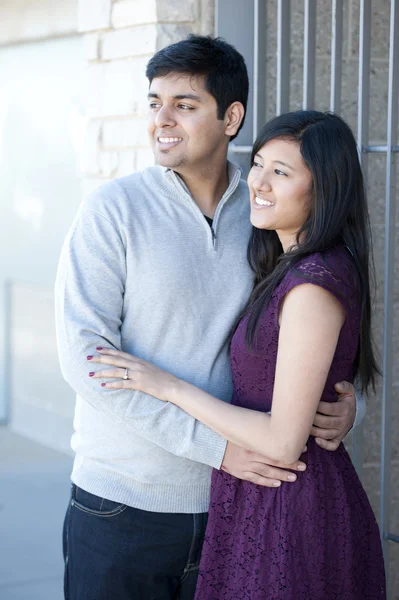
[216,0,398,570]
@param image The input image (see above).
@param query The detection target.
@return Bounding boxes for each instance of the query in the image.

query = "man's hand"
[311,381,356,451]
[221,442,306,487]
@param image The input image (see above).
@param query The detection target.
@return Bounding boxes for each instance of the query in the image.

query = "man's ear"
[224,102,245,138]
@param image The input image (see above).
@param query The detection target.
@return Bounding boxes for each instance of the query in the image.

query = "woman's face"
[247,138,313,250]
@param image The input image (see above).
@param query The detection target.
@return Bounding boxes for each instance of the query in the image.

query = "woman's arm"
[90,283,345,464]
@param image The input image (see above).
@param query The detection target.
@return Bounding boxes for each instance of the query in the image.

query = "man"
[56,35,364,599]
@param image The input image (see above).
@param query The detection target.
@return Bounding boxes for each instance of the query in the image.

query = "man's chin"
[154,153,187,170]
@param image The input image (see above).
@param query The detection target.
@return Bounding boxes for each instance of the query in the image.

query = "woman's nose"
[253,176,272,194]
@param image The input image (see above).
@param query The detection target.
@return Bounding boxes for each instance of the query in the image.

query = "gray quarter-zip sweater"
[55,162,365,513]
[55,162,254,513]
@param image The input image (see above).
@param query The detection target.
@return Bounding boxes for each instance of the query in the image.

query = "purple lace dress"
[195,246,386,600]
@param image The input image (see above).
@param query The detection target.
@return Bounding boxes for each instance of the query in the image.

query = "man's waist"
[71,456,212,513]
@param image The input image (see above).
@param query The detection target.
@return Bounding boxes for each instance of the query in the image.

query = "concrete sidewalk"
[0,427,73,600]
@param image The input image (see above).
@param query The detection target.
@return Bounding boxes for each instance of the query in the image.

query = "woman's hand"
[87,347,181,402]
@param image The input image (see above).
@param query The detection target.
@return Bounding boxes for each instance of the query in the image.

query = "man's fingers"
[334,380,353,396]
[247,453,307,471]
[242,473,283,488]
[310,426,340,440]
[316,400,348,417]
[313,413,343,429]
[251,464,300,482]
[314,437,341,451]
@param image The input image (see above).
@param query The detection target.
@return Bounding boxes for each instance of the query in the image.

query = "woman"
[88,111,386,599]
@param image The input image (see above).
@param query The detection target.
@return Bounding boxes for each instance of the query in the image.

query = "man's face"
[147,74,229,175]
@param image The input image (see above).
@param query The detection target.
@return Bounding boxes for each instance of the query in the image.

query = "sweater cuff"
[352,380,367,430]
[186,424,227,469]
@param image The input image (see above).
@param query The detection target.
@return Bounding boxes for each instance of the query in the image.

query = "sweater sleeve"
[55,200,227,469]
[353,377,367,429]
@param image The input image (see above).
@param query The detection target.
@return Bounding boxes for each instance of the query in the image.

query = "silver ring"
[123,368,129,380]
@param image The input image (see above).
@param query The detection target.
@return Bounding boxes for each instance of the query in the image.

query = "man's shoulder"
[82,166,164,214]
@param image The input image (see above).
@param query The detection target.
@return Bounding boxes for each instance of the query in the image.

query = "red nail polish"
[87,356,93,360]
[89,372,94,377]
[101,383,106,387]
[96,347,103,351]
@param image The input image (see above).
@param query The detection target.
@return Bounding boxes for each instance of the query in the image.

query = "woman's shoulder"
[289,245,357,285]
[275,245,360,312]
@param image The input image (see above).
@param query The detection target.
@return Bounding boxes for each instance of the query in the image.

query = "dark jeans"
[63,484,208,600]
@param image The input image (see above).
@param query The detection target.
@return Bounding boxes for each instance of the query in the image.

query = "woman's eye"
[274,168,287,176]
[252,161,263,168]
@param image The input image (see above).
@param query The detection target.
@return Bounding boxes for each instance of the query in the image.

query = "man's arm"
[88,284,354,464]
[311,380,366,451]
[55,190,304,485]
[55,197,224,467]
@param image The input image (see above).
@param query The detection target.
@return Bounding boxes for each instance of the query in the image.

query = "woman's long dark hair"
[236,110,379,392]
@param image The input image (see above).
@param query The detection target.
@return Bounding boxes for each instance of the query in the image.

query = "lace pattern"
[195,246,386,600]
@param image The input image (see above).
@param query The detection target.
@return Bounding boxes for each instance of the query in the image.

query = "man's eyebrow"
[147,92,202,101]
[173,94,202,101]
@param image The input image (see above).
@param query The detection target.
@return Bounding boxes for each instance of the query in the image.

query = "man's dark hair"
[146,34,249,141]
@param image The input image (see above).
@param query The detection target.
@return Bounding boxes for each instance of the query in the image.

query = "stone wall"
[262,1,398,595]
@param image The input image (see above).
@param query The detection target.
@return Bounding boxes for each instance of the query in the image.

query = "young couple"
[56,35,385,599]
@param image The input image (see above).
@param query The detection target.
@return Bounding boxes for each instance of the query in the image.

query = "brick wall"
[0,0,78,45]
[78,0,214,197]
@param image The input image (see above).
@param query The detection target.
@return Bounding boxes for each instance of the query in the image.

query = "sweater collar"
[163,161,242,203]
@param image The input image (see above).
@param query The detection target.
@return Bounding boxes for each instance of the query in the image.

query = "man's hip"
[63,484,208,600]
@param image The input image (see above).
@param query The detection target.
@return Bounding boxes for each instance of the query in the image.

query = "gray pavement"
[0,427,73,600]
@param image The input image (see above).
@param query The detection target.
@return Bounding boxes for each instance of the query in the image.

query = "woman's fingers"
[87,354,133,369]
[89,367,126,379]
[88,366,139,389]
[101,380,137,389]
[95,347,138,362]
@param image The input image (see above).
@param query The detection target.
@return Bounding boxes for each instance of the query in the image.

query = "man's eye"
[178,104,194,110]
[149,102,160,109]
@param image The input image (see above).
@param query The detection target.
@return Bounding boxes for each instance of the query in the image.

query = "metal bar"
[357,0,371,170]
[230,145,253,154]
[364,145,399,152]
[385,533,399,544]
[330,0,343,112]
[215,0,255,172]
[352,0,372,479]
[253,0,266,138]
[303,0,316,109]
[0,279,11,424]
[380,0,399,564]
[276,0,291,115]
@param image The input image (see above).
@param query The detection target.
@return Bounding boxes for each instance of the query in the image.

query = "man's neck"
[176,164,230,219]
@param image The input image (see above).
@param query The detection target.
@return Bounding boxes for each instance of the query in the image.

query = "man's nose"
[154,105,176,128]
